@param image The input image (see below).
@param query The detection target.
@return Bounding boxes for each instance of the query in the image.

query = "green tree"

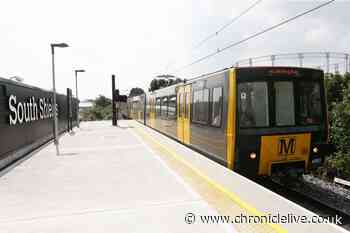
[94,95,112,108]
[81,95,112,121]
[325,73,350,110]
[129,87,145,97]
[323,72,350,179]
[148,76,185,92]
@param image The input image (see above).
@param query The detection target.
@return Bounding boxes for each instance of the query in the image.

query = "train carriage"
[128,67,333,178]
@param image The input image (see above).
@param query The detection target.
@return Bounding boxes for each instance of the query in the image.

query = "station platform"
[0,120,347,233]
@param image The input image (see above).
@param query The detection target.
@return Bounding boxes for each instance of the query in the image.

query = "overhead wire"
[163,0,262,75]
[174,0,336,74]
[192,0,263,50]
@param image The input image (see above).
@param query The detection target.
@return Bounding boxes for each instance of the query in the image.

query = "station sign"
[0,78,77,171]
[8,94,58,126]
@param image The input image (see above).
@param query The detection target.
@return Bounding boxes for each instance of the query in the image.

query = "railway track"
[257,176,350,231]
[335,177,350,189]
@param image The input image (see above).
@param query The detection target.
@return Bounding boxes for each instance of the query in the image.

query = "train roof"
[187,66,322,83]
[128,66,323,99]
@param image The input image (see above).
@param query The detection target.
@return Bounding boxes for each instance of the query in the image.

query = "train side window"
[192,90,201,121]
[168,96,177,118]
[238,82,269,127]
[146,99,150,113]
[211,87,223,127]
[150,99,153,114]
[149,98,152,113]
[202,89,209,122]
[161,97,168,117]
[156,98,161,116]
[152,98,156,113]
[192,89,209,124]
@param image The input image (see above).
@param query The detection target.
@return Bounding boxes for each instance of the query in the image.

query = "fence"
[234,52,350,74]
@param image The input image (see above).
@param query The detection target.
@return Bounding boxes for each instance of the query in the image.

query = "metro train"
[127,66,333,178]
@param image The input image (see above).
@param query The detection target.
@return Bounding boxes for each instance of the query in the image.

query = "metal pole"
[112,74,117,126]
[75,71,80,128]
[271,55,275,66]
[326,52,330,74]
[249,58,252,67]
[116,102,119,127]
[298,53,303,67]
[115,89,119,127]
[51,45,59,156]
[345,54,349,73]
[334,64,339,74]
[117,76,119,126]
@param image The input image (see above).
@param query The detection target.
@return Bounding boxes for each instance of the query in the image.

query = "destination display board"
[0,77,78,170]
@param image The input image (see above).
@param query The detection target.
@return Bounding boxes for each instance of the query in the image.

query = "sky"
[0,0,349,100]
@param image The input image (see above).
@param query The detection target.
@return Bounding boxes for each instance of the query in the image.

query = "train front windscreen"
[237,71,325,130]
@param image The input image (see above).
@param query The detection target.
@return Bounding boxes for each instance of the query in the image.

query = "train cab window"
[298,81,322,125]
[211,87,223,127]
[161,97,168,116]
[156,98,161,116]
[168,96,176,117]
[238,82,269,127]
[193,89,209,124]
[274,81,295,126]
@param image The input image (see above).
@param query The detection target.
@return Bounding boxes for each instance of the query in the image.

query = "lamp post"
[51,42,69,156]
[75,69,85,128]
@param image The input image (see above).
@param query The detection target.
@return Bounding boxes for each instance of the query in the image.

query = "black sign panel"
[0,77,78,170]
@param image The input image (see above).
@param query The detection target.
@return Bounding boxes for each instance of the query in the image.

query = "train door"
[177,87,184,142]
[183,85,191,144]
[149,96,155,128]
[177,85,191,144]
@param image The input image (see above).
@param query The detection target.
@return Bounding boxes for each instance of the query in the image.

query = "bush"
[322,73,350,180]
[81,96,112,121]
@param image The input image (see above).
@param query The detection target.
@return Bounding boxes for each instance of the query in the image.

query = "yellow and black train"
[128,67,333,178]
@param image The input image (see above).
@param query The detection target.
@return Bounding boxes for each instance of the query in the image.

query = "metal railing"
[234,52,350,74]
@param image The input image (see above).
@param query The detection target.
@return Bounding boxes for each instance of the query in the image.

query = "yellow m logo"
[278,137,296,155]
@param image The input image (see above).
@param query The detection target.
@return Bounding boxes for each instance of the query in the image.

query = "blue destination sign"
[8,94,58,125]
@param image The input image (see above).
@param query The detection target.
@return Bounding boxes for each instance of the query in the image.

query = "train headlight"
[250,152,257,159]
[313,147,319,153]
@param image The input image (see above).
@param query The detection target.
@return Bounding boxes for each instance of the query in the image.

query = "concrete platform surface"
[128,120,348,233]
[0,121,233,233]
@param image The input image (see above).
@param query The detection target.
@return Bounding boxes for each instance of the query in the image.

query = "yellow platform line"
[131,123,288,233]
